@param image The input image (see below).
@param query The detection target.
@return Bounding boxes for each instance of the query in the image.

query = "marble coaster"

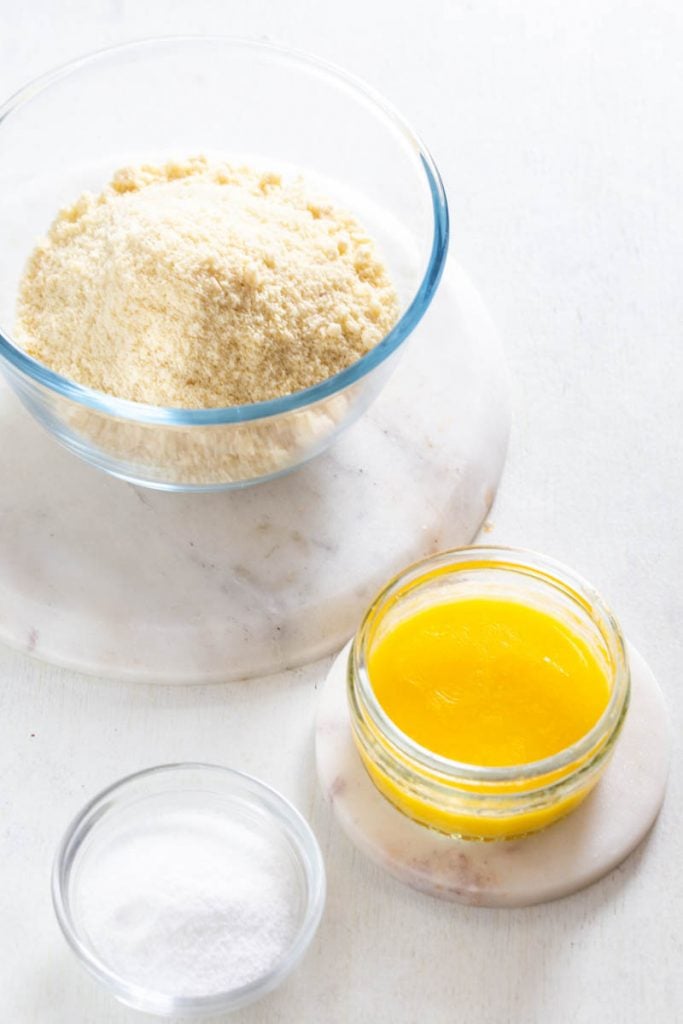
[316,642,670,907]
[0,266,509,683]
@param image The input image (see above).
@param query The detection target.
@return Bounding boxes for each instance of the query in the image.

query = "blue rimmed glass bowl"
[0,37,448,491]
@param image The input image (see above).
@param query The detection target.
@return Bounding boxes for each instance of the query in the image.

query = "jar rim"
[351,545,631,785]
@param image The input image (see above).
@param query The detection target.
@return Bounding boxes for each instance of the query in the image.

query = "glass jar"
[347,546,631,841]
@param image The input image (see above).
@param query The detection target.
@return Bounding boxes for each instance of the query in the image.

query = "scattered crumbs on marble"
[29,733,35,738]
[482,519,495,533]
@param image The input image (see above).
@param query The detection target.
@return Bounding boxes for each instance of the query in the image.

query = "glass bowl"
[0,37,448,490]
[52,763,326,1017]
[348,546,631,840]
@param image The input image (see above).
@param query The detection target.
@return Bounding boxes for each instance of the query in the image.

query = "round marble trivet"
[316,642,670,907]
[0,265,508,683]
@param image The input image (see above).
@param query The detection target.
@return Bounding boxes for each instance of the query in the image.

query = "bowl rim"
[0,35,449,425]
[51,761,327,1015]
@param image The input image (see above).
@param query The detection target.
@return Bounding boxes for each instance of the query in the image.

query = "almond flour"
[15,156,399,409]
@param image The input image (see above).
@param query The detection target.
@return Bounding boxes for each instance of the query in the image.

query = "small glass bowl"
[348,546,631,841]
[52,763,326,1017]
[0,37,448,490]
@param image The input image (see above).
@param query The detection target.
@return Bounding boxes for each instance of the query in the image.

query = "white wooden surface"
[0,2,681,1022]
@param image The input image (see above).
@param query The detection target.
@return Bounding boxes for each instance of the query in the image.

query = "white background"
[1,1,681,1021]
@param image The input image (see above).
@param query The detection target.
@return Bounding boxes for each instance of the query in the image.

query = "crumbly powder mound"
[15,156,400,407]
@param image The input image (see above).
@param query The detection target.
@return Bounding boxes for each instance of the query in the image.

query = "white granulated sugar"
[16,156,399,408]
[78,810,299,996]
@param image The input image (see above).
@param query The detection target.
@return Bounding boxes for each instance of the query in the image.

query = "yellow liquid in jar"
[369,597,610,767]
[362,597,612,839]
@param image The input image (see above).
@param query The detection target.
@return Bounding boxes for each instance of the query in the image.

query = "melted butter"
[368,597,610,767]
